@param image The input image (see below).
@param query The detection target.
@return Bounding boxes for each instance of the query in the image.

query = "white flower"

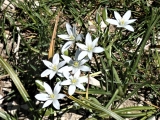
[35,82,66,109]
[61,49,91,74]
[41,53,66,80]
[61,71,87,95]
[76,33,104,60]
[57,23,83,54]
[106,10,136,31]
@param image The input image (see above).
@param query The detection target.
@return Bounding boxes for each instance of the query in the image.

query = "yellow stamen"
[73,61,79,67]
[52,65,57,71]
[50,94,55,99]
[71,79,77,84]
[69,35,75,40]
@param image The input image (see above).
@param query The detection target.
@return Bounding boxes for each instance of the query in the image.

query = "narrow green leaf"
[0,56,35,111]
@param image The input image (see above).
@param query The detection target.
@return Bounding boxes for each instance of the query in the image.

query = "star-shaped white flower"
[41,53,66,80]
[61,71,87,95]
[57,23,83,54]
[106,10,136,31]
[35,82,66,109]
[76,33,104,60]
[61,49,91,74]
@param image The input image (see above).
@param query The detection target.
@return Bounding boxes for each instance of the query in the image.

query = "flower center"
[71,78,77,84]
[50,94,55,99]
[87,45,93,52]
[119,19,125,26]
[73,61,79,67]
[52,65,57,71]
[69,35,75,40]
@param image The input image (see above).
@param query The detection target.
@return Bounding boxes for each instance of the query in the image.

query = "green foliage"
[0,0,160,119]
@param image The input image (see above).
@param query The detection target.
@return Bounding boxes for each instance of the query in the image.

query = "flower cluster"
[35,9,136,110]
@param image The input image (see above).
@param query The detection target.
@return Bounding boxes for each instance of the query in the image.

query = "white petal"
[80,58,89,65]
[76,83,85,91]
[92,37,99,48]
[61,41,74,54]
[58,66,72,75]
[123,10,131,21]
[57,94,66,99]
[80,65,91,72]
[78,77,88,83]
[68,85,76,95]
[126,19,136,24]
[42,100,53,108]
[72,25,77,35]
[106,19,119,26]
[124,25,134,31]
[72,67,79,74]
[78,51,88,60]
[85,33,92,46]
[88,52,93,60]
[114,11,122,21]
[57,35,71,40]
[49,71,56,80]
[52,99,60,110]
[75,49,81,60]
[76,43,87,50]
[44,82,53,95]
[76,34,82,41]
[61,55,72,63]
[41,69,52,77]
[74,70,80,78]
[61,80,72,85]
[35,93,49,101]
[93,47,104,53]
[58,61,66,69]
[54,81,62,94]
[42,60,52,69]
[52,53,59,65]
[66,23,73,36]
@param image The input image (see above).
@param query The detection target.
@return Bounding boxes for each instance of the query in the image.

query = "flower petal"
[106,19,119,26]
[80,65,91,72]
[72,67,79,74]
[85,33,92,46]
[76,34,82,41]
[35,93,49,101]
[93,47,104,53]
[57,35,71,40]
[78,77,88,83]
[126,19,136,24]
[66,23,73,36]
[52,99,60,110]
[78,51,88,60]
[61,55,72,63]
[123,10,131,21]
[61,41,74,54]
[75,49,81,60]
[72,25,77,36]
[44,82,53,95]
[52,53,59,65]
[42,60,52,69]
[42,100,53,108]
[49,71,56,80]
[41,69,52,77]
[88,52,93,59]
[61,80,72,85]
[76,43,87,50]
[80,58,89,65]
[92,37,99,48]
[76,83,85,91]
[114,11,122,21]
[74,70,80,78]
[57,93,66,99]
[58,61,66,69]
[68,85,76,95]
[124,25,134,31]
[58,66,72,76]
[54,81,62,94]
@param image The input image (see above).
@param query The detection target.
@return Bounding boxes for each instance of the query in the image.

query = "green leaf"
[0,56,35,112]
[0,109,16,120]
